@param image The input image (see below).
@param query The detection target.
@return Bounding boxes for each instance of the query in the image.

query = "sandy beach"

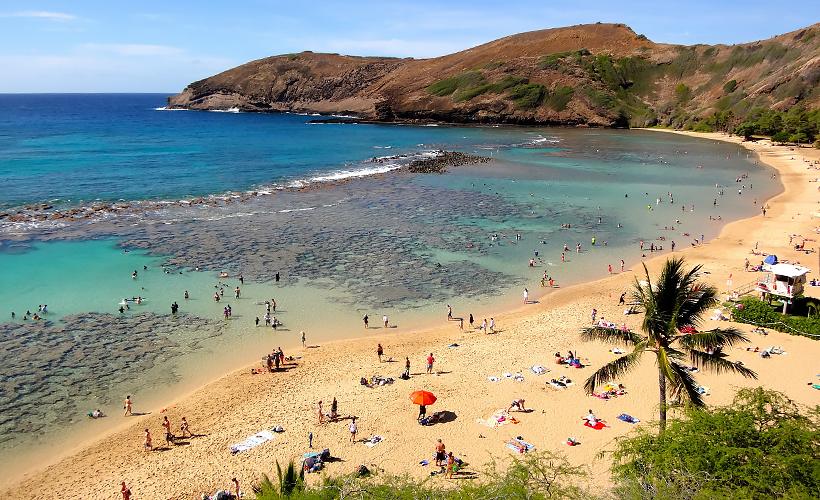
[3,130,820,500]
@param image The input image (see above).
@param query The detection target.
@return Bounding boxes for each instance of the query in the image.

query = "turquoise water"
[0,94,779,482]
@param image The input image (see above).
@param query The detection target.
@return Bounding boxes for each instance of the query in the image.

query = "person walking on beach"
[266,354,273,372]
[317,401,324,424]
[121,482,132,500]
[383,315,388,328]
[427,353,435,374]
[180,417,191,438]
[301,331,306,348]
[363,314,368,328]
[435,439,446,466]
[459,318,463,331]
[349,417,357,442]
[405,357,410,378]
[124,396,132,417]
[446,305,452,321]
[445,452,456,479]
[591,309,597,324]
[489,317,496,333]
[232,478,240,499]
[523,288,529,304]
[377,343,384,363]
[469,313,474,329]
[481,318,488,332]
[143,428,152,451]
[621,260,625,273]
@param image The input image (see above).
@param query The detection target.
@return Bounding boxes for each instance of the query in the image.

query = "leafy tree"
[612,388,820,500]
[771,130,791,143]
[581,258,757,431]
[734,121,757,139]
[674,84,691,104]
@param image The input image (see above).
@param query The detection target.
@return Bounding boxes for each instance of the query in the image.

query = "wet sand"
[3,131,820,499]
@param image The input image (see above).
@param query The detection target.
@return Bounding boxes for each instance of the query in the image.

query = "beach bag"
[360,377,367,385]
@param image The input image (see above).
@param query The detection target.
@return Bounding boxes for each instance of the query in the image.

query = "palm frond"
[583,351,644,393]
[688,350,759,379]
[668,361,705,407]
[677,328,750,349]
[580,326,644,346]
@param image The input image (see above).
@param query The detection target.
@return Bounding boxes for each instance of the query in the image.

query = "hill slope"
[168,23,820,129]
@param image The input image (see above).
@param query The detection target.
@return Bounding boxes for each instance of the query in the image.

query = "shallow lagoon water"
[0,94,778,483]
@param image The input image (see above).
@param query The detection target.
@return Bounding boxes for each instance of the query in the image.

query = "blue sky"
[1,1,818,93]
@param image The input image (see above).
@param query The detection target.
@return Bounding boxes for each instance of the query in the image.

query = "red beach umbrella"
[409,390,437,406]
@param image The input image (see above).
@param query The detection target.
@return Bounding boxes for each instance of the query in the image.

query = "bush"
[731,297,820,338]
[692,121,714,133]
[425,71,486,97]
[547,85,575,111]
[507,83,548,110]
[287,54,300,61]
[771,130,791,143]
[453,75,528,102]
[723,79,738,94]
[612,388,820,500]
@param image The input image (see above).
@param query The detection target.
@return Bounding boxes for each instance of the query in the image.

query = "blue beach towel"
[617,414,640,424]
[506,438,534,453]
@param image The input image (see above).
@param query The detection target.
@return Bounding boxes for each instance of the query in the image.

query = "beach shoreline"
[4,129,820,499]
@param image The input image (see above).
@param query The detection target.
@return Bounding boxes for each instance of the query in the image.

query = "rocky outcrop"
[168,22,820,127]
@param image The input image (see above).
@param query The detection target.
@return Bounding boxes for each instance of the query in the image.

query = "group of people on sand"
[141,415,193,452]
[262,347,288,373]
[444,305,496,334]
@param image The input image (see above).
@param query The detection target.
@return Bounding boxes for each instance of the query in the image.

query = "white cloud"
[80,43,184,57]
[0,11,76,20]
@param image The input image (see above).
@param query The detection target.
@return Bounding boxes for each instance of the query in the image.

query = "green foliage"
[453,75,528,102]
[674,84,691,104]
[287,54,300,61]
[425,71,486,97]
[546,85,575,111]
[637,34,648,41]
[722,79,737,94]
[538,49,589,70]
[803,30,817,43]
[691,121,714,133]
[612,388,820,500]
[731,297,820,339]
[771,130,791,143]
[734,121,757,139]
[480,61,504,70]
[507,83,548,110]
[251,452,590,500]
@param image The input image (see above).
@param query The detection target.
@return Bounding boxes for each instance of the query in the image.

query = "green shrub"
[612,388,820,500]
[453,75,529,102]
[287,54,300,61]
[723,79,738,94]
[692,121,714,132]
[547,85,575,111]
[507,83,548,110]
[481,61,504,70]
[425,71,486,97]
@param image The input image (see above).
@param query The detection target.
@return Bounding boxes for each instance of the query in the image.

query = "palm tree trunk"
[658,368,667,432]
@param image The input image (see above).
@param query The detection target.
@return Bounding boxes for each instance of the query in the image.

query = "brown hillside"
[168,22,820,128]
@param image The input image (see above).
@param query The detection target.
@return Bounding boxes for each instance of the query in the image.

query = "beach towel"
[419,460,429,466]
[502,373,512,379]
[230,429,275,453]
[488,376,500,382]
[611,348,625,355]
[531,366,547,375]
[548,376,575,388]
[482,409,511,428]
[812,384,820,390]
[506,438,534,453]
[617,414,640,424]
[514,375,524,382]
[584,421,608,430]
[364,436,384,447]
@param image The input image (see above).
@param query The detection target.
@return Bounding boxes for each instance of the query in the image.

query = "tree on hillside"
[581,258,757,431]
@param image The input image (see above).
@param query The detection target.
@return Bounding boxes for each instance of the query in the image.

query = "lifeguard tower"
[756,263,811,312]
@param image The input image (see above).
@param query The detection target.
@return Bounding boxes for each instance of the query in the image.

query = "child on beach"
[349,417,357,442]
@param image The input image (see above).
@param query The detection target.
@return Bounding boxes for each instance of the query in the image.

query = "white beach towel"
[502,373,513,379]
[364,436,384,447]
[488,376,500,382]
[230,429,275,453]
[530,366,547,375]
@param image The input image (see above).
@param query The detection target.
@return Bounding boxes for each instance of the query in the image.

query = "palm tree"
[581,257,757,431]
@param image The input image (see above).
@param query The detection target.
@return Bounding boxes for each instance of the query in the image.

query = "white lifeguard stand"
[756,263,811,312]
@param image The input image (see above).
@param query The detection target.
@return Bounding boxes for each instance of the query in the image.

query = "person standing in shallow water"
[363,314,368,328]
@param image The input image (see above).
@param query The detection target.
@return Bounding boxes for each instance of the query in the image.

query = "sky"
[1,1,818,93]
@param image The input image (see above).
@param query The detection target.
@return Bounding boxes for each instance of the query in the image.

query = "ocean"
[0,93,777,482]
